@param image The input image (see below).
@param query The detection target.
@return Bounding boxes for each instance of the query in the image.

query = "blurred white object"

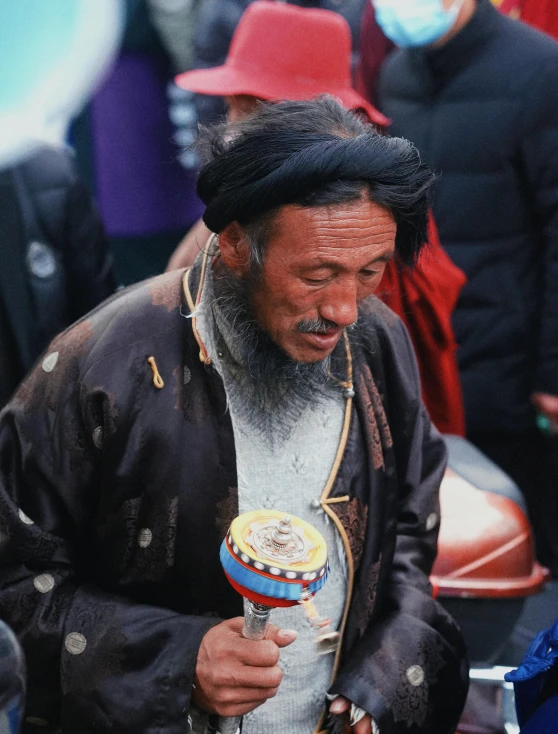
[0,0,124,168]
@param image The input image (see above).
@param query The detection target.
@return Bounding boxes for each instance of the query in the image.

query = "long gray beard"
[210,270,348,445]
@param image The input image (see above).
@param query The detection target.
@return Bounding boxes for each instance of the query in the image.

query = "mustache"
[296,317,353,334]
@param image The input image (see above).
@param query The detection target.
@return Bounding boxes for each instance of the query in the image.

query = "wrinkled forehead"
[261,199,397,266]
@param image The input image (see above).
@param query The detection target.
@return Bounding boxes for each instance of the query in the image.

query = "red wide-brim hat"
[176,1,389,127]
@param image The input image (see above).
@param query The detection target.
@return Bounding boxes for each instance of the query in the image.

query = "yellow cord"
[182,238,215,365]
[326,330,354,393]
[338,330,354,391]
[147,356,164,389]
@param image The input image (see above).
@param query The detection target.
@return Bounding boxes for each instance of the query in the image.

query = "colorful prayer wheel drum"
[216,512,332,733]
[220,510,329,609]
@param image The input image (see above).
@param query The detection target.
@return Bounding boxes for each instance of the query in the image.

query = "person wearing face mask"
[372,0,558,576]
[373,0,469,48]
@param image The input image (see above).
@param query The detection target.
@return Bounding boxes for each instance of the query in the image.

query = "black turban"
[197,129,433,266]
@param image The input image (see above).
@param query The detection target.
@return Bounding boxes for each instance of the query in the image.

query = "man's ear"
[218,222,251,276]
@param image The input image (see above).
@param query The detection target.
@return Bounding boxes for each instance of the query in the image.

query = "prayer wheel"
[212,511,332,734]
[220,510,330,639]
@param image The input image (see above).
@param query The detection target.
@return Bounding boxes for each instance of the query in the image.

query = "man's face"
[249,197,396,363]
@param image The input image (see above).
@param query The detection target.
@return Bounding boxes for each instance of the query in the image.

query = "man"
[168,0,467,437]
[374,0,558,571]
[0,97,468,734]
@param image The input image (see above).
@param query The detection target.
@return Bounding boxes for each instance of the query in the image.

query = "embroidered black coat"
[0,260,468,734]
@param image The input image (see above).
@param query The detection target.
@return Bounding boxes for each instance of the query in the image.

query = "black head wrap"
[196,100,434,265]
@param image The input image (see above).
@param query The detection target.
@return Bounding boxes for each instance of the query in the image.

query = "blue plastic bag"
[505,618,558,731]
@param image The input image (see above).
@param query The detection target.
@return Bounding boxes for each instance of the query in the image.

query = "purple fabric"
[90,53,203,237]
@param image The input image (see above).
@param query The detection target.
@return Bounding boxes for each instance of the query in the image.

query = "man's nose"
[319,281,358,329]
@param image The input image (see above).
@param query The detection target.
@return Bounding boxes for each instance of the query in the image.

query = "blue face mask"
[372,0,465,48]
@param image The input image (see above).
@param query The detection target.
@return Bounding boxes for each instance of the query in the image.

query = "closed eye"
[302,276,331,285]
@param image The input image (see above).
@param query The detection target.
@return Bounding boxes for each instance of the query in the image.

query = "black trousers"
[470,429,558,575]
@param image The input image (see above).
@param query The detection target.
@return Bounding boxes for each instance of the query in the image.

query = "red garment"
[355,1,394,104]
[378,218,467,436]
[496,0,522,15]
[497,0,558,37]
[521,0,558,38]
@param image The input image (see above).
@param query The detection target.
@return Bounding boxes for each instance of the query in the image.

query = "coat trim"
[319,329,355,682]
[183,238,214,365]
[314,396,354,734]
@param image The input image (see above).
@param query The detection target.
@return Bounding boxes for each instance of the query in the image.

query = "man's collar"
[411,0,500,89]
[182,233,219,365]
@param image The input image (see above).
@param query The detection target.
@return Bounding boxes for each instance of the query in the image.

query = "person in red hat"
[168,0,467,437]
[167,1,388,273]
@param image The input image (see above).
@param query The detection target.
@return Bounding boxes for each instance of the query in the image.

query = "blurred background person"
[71,0,206,285]
[0,145,116,409]
[191,0,367,130]
[373,0,558,573]
[356,0,558,118]
[169,0,467,437]
[146,0,208,73]
[0,0,122,410]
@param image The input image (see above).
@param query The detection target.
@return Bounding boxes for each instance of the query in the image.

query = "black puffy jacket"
[0,146,116,407]
[377,0,558,435]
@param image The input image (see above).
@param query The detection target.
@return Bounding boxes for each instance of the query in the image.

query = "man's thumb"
[265,624,298,648]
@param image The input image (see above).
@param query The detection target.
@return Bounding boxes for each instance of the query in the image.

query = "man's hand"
[532,392,558,425]
[330,696,373,734]
[193,617,297,717]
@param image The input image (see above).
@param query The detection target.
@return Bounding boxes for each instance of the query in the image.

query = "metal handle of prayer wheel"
[207,715,241,734]
[242,602,272,640]
[208,605,271,734]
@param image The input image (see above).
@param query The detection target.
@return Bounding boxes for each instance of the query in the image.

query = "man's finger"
[353,714,372,734]
[214,684,280,706]
[238,637,281,667]
[329,695,351,714]
[222,663,283,690]
[227,617,246,634]
[214,697,274,718]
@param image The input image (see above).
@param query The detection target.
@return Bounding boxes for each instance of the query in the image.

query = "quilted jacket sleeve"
[57,153,117,321]
[21,145,116,325]
[517,55,558,397]
[0,331,217,734]
[330,319,469,734]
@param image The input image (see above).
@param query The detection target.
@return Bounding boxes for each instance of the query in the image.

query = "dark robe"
[0,256,468,733]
